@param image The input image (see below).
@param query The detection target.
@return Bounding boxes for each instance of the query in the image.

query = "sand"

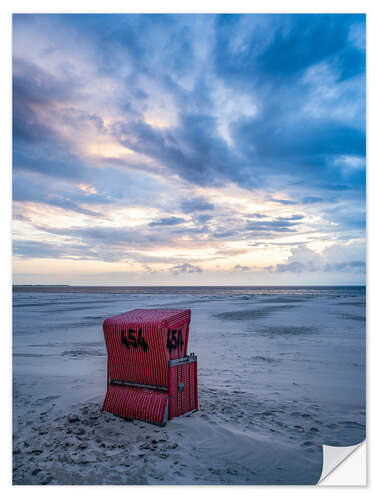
[12,287,366,484]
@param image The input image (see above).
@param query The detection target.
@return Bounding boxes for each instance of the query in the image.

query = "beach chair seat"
[102,384,169,425]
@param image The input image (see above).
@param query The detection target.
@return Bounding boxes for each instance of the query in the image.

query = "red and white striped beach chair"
[102,309,198,425]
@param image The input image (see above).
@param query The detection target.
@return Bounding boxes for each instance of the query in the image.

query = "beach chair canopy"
[103,308,191,388]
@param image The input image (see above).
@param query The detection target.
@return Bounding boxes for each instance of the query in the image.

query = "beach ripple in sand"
[258,326,319,337]
[214,305,296,321]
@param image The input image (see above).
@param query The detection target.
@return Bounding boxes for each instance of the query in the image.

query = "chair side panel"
[168,358,198,419]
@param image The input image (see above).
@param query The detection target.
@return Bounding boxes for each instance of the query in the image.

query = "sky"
[12,14,366,286]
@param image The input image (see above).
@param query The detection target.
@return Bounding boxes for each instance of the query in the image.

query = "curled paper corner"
[317,440,366,486]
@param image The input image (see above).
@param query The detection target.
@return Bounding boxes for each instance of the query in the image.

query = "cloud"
[13,236,200,264]
[12,14,366,282]
[269,198,299,206]
[193,214,212,224]
[246,215,303,233]
[148,216,186,227]
[213,14,365,84]
[211,228,238,239]
[36,224,170,247]
[324,205,366,231]
[13,240,68,259]
[301,196,324,204]
[112,112,245,188]
[180,197,215,212]
[269,242,366,274]
[13,172,102,216]
[247,213,268,219]
[13,15,365,203]
[13,239,128,262]
[12,58,76,145]
[324,260,365,272]
[234,264,250,272]
[170,263,202,274]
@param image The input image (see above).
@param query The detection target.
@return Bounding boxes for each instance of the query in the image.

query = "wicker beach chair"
[102,309,198,425]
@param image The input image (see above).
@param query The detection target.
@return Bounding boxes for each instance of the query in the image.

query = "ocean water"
[13,284,366,295]
[12,285,366,484]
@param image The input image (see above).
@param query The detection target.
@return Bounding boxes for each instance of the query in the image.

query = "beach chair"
[102,309,198,425]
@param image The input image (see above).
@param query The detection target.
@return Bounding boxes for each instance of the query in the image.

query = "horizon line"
[13,284,366,288]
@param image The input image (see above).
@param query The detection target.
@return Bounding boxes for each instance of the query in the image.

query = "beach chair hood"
[103,309,191,388]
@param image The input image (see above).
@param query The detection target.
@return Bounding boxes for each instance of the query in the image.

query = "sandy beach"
[12,286,366,485]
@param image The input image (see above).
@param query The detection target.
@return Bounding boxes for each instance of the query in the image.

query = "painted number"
[121,327,149,352]
[166,328,184,354]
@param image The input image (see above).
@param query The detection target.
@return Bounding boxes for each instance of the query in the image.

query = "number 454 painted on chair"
[121,326,184,356]
[121,328,149,352]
